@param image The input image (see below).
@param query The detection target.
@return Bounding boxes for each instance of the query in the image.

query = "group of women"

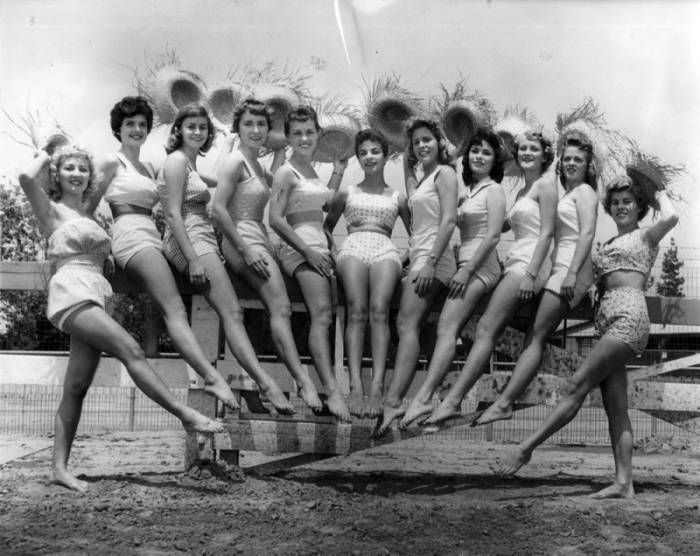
[18,94,678,497]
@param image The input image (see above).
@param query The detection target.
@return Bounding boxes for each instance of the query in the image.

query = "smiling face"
[411,126,439,166]
[288,118,318,155]
[357,139,387,176]
[180,116,209,151]
[58,156,91,197]
[609,190,640,228]
[119,114,149,147]
[237,109,269,149]
[560,145,588,186]
[516,138,545,174]
[468,140,496,180]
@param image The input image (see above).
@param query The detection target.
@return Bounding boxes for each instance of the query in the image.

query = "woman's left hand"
[244,248,271,279]
[413,263,436,297]
[333,158,348,175]
[560,273,577,302]
[519,274,536,302]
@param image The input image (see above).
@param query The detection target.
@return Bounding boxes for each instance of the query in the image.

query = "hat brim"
[152,68,207,124]
[368,93,417,149]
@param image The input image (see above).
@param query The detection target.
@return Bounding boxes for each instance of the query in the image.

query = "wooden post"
[128,387,136,431]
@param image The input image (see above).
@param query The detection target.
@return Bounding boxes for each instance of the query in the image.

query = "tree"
[656,237,684,298]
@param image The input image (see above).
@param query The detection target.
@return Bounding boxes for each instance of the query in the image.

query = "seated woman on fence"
[18,145,223,493]
[269,105,351,422]
[374,118,458,437]
[400,128,506,428]
[86,96,237,411]
[472,132,599,427]
[496,168,679,500]
[212,98,328,414]
[324,128,411,418]
[158,103,295,414]
[424,130,558,426]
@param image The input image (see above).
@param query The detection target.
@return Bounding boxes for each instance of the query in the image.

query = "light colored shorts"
[162,214,219,273]
[408,249,456,286]
[111,213,162,268]
[457,241,501,290]
[278,222,330,276]
[545,265,593,308]
[337,231,401,270]
[221,220,276,274]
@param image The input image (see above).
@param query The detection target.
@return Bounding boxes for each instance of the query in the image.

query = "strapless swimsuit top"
[47,217,111,270]
[103,153,158,209]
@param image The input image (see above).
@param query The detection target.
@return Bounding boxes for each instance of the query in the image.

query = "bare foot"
[347,390,365,418]
[372,403,405,438]
[327,390,352,422]
[423,401,461,426]
[52,467,88,493]
[203,378,239,411]
[589,482,635,499]
[399,399,434,429]
[182,409,225,433]
[366,390,383,418]
[471,404,512,427]
[298,381,323,412]
[495,448,531,477]
[260,383,295,415]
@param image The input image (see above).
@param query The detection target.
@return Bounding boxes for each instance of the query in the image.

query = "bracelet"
[525,269,536,280]
[332,171,344,178]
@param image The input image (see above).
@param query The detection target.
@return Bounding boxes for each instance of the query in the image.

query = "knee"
[63,375,92,399]
[226,306,246,326]
[474,320,496,343]
[270,299,292,321]
[119,336,146,363]
[396,313,418,337]
[368,303,389,325]
[562,377,587,401]
[311,305,334,328]
[161,302,188,324]
[348,303,368,325]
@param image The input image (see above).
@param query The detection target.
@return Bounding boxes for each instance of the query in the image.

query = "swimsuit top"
[554,193,579,245]
[344,184,399,235]
[103,153,158,209]
[157,162,211,219]
[283,164,329,219]
[457,179,500,243]
[409,165,449,238]
[507,194,541,242]
[47,217,111,271]
[227,158,269,221]
[592,228,658,281]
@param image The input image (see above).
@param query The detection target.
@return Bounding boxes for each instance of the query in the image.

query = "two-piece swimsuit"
[46,217,113,331]
[220,157,276,273]
[592,228,658,354]
[336,184,401,270]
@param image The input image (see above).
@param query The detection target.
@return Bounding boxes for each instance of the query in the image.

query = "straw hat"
[313,113,361,163]
[624,151,685,209]
[208,84,243,129]
[151,67,208,124]
[442,100,487,147]
[364,74,423,150]
[251,84,300,150]
[43,133,70,155]
[493,106,542,161]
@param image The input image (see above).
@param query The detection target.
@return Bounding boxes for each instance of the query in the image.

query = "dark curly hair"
[165,104,215,155]
[461,128,504,185]
[284,105,321,136]
[232,97,272,134]
[110,96,154,142]
[603,175,651,220]
[48,144,98,202]
[406,118,451,166]
[354,128,389,158]
[557,135,598,190]
[514,131,555,173]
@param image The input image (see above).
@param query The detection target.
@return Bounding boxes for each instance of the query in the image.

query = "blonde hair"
[48,144,98,202]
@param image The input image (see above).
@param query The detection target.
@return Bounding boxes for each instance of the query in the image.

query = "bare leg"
[401,276,488,428]
[337,257,370,417]
[591,367,635,498]
[425,273,522,425]
[375,275,444,436]
[366,259,402,417]
[197,253,295,414]
[475,291,569,426]
[52,335,101,493]
[231,252,321,412]
[496,335,633,477]
[295,265,351,421]
[125,248,237,409]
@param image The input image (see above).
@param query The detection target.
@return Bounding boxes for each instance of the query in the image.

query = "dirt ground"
[1,431,700,555]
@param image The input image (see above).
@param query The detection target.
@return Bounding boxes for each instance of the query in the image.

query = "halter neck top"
[103,153,158,209]
[47,217,111,270]
[409,165,447,239]
[284,163,328,218]
[344,185,399,235]
[227,157,269,221]
[457,179,499,243]
[592,228,658,281]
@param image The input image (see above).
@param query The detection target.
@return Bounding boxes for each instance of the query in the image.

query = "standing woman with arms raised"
[87,96,237,410]
[497,172,679,499]
[400,128,506,428]
[158,103,294,414]
[374,118,458,436]
[473,133,599,427]
[212,98,324,413]
[324,129,411,418]
[19,146,223,492]
[269,105,351,421]
[425,130,558,426]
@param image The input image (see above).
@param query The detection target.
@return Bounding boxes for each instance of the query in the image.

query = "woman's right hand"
[244,248,270,279]
[304,248,334,278]
[519,274,536,302]
[404,143,418,169]
[447,268,472,299]
[188,257,209,286]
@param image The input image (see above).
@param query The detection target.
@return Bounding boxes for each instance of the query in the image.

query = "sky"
[1,0,699,266]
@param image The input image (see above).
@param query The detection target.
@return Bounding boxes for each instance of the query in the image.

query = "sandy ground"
[2,431,700,555]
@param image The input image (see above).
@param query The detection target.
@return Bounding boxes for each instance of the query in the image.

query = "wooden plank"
[628,353,700,381]
[641,410,700,435]
[0,261,51,290]
[189,294,219,367]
